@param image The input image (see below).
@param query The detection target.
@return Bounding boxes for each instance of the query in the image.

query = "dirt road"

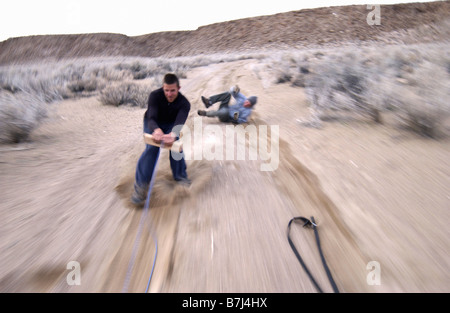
[1,59,449,293]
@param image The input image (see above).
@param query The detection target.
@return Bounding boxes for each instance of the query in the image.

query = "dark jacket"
[144,87,190,135]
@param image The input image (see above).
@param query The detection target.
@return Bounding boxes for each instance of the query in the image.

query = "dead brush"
[99,82,153,108]
[387,60,450,138]
[0,92,48,143]
[303,51,382,127]
[301,44,449,137]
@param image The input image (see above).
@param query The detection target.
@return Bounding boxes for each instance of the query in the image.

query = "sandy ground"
[0,59,449,293]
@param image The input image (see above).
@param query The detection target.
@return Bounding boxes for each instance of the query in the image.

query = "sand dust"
[1,59,449,292]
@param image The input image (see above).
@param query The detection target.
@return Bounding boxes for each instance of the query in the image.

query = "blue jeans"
[134,119,188,193]
[205,91,231,122]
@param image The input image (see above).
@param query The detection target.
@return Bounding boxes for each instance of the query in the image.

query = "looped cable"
[287,216,339,293]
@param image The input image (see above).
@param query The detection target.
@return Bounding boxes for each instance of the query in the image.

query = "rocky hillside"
[0,1,449,65]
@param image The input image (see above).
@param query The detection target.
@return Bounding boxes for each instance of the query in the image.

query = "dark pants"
[205,92,231,123]
[134,119,188,194]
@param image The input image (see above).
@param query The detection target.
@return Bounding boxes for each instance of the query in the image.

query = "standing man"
[132,73,191,206]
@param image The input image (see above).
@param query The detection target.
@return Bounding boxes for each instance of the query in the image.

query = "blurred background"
[0,1,449,293]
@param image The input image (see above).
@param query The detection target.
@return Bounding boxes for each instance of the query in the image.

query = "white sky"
[0,0,438,42]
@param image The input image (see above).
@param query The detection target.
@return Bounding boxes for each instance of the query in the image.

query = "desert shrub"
[26,77,65,103]
[58,64,85,82]
[96,66,133,81]
[0,92,48,143]
[115,61,151,80]
[0,81,21,94]
[291,65,311,87]
[297,43,450,136]
[130,61,144,73]
[165,61,189,79]
[99,82,153,108]
[132,70,148,80]
[0,68,63,103]
[270,53,297,84]
[275,71,292,84]
[66,78,102,95]
[385,59,449,137]
[111,58,191,80]
[303,50,383,126]
[261,50,317,88]
[0,66,66,143]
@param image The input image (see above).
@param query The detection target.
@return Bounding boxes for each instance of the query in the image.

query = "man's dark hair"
[163,73,179,86]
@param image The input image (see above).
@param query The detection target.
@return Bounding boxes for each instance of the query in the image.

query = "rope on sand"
[122,145,162,293]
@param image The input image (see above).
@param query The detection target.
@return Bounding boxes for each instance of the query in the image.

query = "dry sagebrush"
[0,91,48,143]
[265,43,450,137]
[99,82,154,108]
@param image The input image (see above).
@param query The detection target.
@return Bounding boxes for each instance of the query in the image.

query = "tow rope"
[122,144,162,293]
[287,216,339,293]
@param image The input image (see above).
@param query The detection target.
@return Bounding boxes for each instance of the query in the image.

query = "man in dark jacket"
[132,73,191,205]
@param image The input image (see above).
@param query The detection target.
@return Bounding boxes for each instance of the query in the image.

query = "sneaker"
[197,110,207,116]
[131,183,147,206]
[176,177,191,186]
[230,85,240,95]
[131,192,145,206]
[201,96,211,108]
